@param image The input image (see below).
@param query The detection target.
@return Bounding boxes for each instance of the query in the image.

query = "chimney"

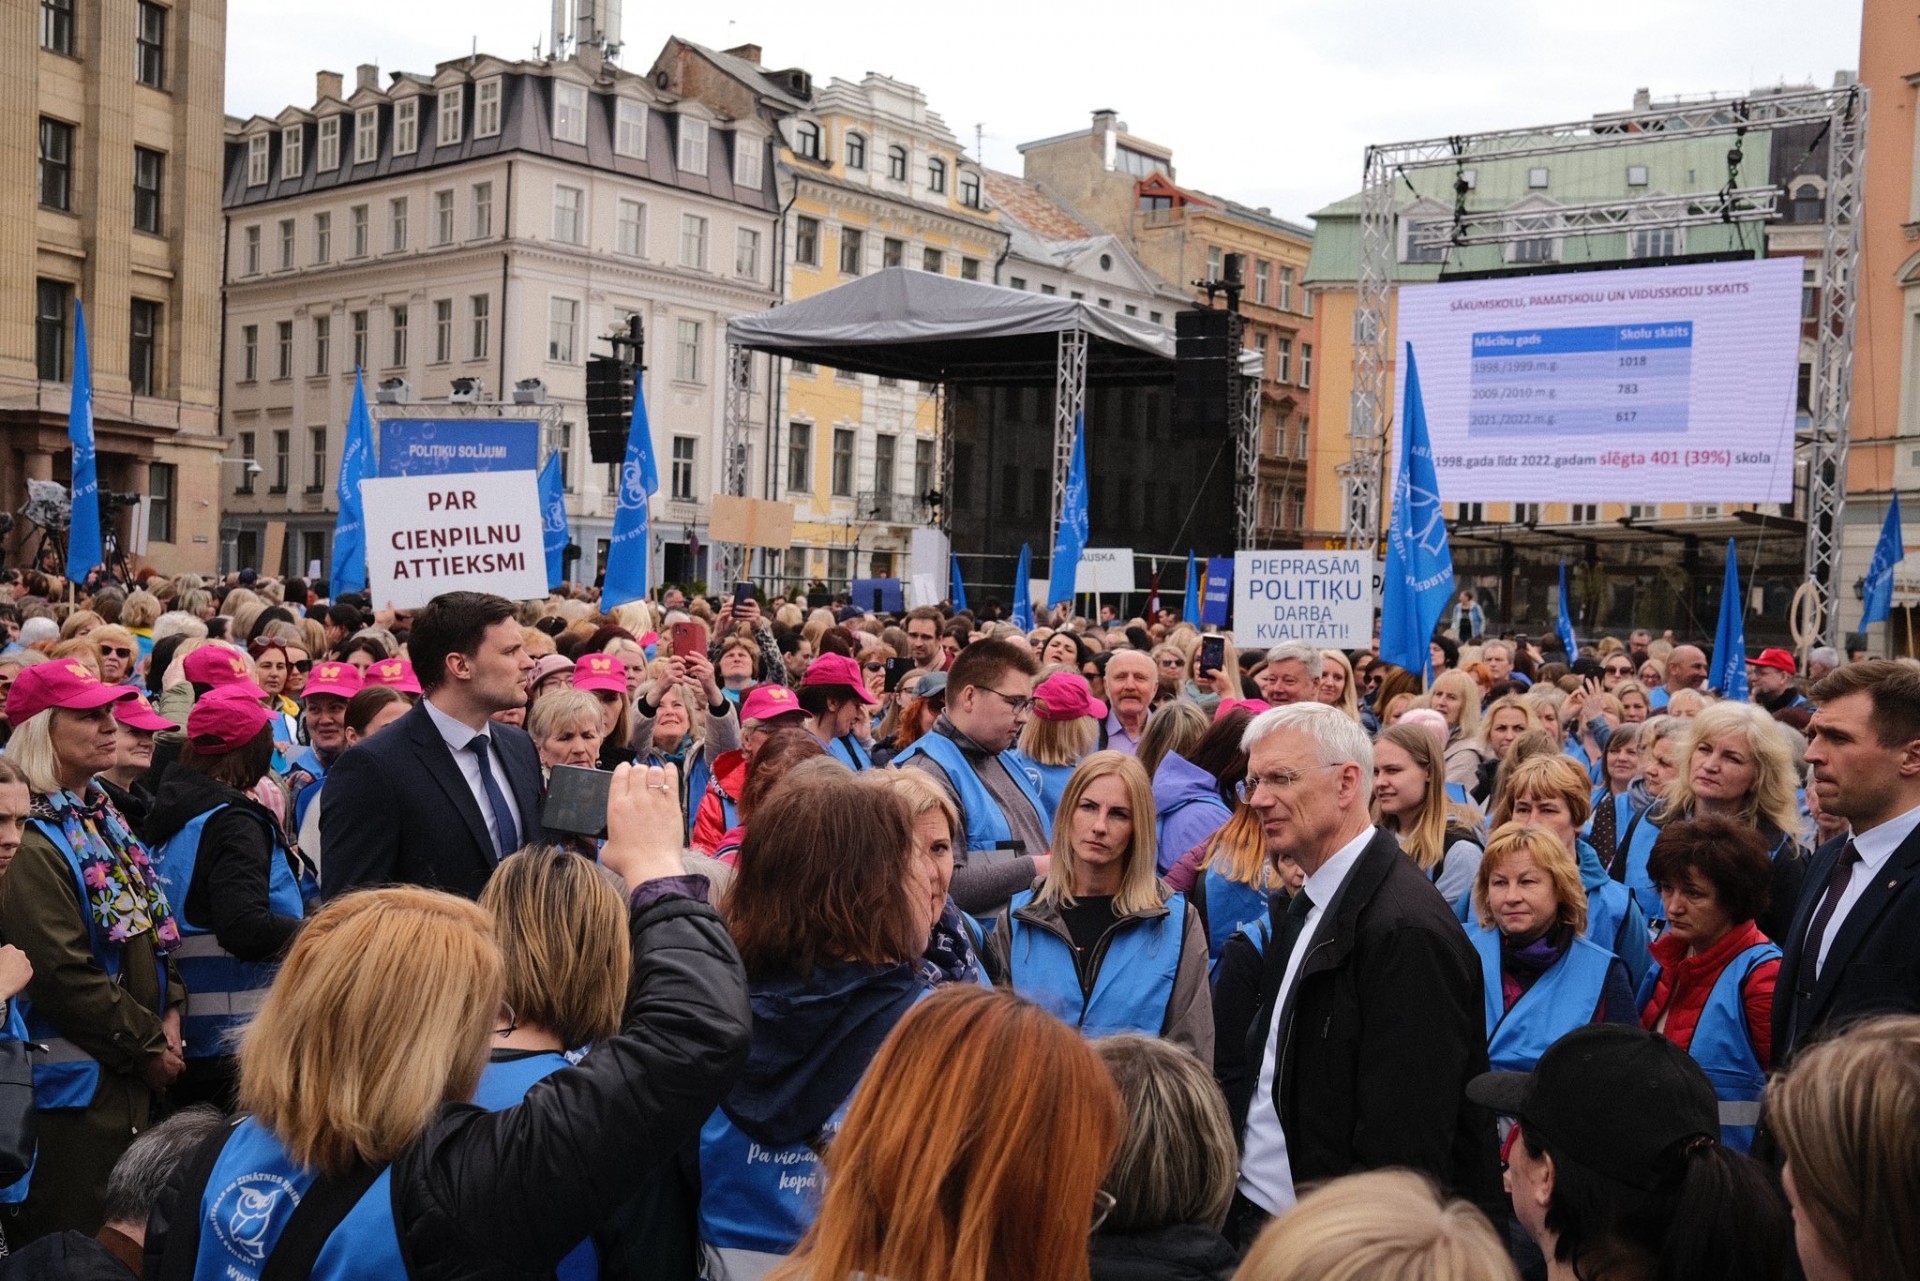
[356,63,380,92]
[724,43,762,65]
[1092,108,1118,170]
[316,70,343,101]
[1632,87,1651,111]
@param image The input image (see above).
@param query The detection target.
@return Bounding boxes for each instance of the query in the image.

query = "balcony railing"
[856,490,931,525]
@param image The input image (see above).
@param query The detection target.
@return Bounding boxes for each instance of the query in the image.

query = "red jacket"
[1639,919,1777,1069]
[691,749,747,855]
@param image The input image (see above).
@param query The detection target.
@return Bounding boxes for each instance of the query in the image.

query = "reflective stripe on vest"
[1473,924,1618,1073]
[893,732,1051,854]
[1640,941,1777,1154]
[1006,889,1188,1039]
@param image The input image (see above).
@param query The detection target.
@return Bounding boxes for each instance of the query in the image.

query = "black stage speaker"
[1174,308,1240,440]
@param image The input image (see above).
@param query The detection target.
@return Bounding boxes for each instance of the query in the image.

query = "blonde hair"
[1476,694,1541,754]
[120,590,162,630]
[526,688,603,743]
[1665,687,1710,718]
[1237,1169,1517,1281]
[47,637,101,676]
[1473,822,1588,934]
[1490,753,1594,830]
[1091,1035,1236,1233]
[864,768,960,845]
[1663,700,1804,838]
[1202,805,1274,892]
[1371,723,1475,874]
[479,847,630,1049]
[236,887,502,1177]
[1038,751,1160,915]
[1430,669,1482,740]
[1136,699,1208,782]
[5,711,63,794]
[608,601,655,640]
[57,610,103,640]
[1017,712,1100,767]
[1319,649,1360,721]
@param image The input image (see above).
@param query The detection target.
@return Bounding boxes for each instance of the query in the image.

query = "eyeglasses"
[98,646,132,658]
[978,686,1034,715]
[1236,763,1343,801]
[495,1000,518,1038]
[863,661,886,673]
[290,659,313,673]
[1604,664,1633,676]
[1499,1118,1524,1170]
[1091,1189,1117,1235]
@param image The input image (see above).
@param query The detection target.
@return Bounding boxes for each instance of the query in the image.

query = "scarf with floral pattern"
[32,786,180,953]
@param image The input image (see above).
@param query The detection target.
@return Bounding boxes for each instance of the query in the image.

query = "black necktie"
[1273,887,1316,972]
[1800,840,1862,989]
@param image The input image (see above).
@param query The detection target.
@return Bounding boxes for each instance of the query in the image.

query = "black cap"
[1467,1025,1718,1191]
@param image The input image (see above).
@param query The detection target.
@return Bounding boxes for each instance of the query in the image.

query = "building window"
[786,423,812,491]
[313,211,330,263]
[840,227,863,275]
[735,226,761,278]
[1278,267,1295,311]
[276,320,293,379]
[1528,167,1550,189]
[316,116,340,170]
[1792,181,1824,222]
[671,437,696,500]
[680,214,708,269]
[927,158,947,193]
[1300,343,1312,388]
[349,204,368,257]
[831,429,854,497]
[1402,218,1446,264]
[389,305,408,366]
[354,107,377,163]
[129,299,159,396]
[1008,275,1026,289]
[958,170,981,209]
[277,218,295,270]
[236,432,257,493]
[135,1,166,87]
[553,82,587,144]
[794,120,820,160]
[313,313,330,375]
[238,322,257,381]
[828,549,849,587]
[1253,260,1270,305]
[393,98,418,155]
[1631,225,1680,259]
[882,238,904,269]
[845,132,866,170]
[914,438,934,499]
[795,216,819,266]
[960,257,979,281]
[132,147,164,233]
[351,310,368,369]
[678,117,708,172]
[468,295,489,360]
[556,421,574,493]
[471,182,492,238]
[389,197,407,251]
[923,248,943,274]
[147,463,175,542]
[437,86,463,145]
[1206,245,1223,280]
[271,430,290,493]
[675,319,703,383]
[306,428,327,492]
[433,299,452,363]
[240,224,260,274]
[279,126,303,180]
[41,0,73,53]
[886,145,908,182]
[552,185,583,244]
[475,77,501,137]
[547,297,577,363]
[872,434,896,496]
[431,189,453,245]
[617,199,645,256]
[37,118,74,212]
[1275,338,1292,383]
[733,133,762,189]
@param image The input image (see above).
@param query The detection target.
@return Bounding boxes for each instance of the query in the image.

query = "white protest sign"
[362,471,548,608]
[1232,550,1373,648]
[909,573,941,608]
[1076,548,1136,594]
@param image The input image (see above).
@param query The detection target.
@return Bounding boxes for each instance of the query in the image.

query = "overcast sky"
[227,0,1863,225]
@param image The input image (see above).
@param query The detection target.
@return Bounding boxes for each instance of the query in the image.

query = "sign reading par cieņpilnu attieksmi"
[361,471,549,608]
[1232,551,1374,649]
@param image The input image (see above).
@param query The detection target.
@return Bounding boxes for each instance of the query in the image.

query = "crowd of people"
[0,565,1908,1280]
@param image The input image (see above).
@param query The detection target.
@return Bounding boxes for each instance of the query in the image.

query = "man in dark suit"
[321,591,540,899]
[1774,659,1920,1062]
[1222,703,1499,1248]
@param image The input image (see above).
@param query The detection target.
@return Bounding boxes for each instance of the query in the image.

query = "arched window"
[887,145,907,182]
[845,132,866,170]
[794,120,820,160]
[927,158,947,194]
[1792,181,1824,222]
[958,170,982,209]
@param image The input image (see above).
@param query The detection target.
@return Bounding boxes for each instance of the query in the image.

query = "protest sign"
[1232,550,1374,648]
[362,471,548,608]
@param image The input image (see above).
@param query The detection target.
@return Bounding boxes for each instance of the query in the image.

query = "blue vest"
[475,1055,595,1280]
[1472,924,1617,1073]
[1006,749,1075,822]
[289,748,329,830]
[1444,781,1471,808]
[191,1117,404,1281]
[826,733,870,772]
[150,804,305,1060]
[1004,889,1188,1038]
[1619,810,1665,926]
[893,732,1051,854]
[1201,866,1270,963]
[1637,941,1778,1153]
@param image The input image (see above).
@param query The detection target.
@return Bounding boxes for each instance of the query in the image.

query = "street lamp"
[213,456,264,477]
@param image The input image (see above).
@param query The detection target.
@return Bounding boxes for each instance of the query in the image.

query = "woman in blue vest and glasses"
[986,751,1213,1060]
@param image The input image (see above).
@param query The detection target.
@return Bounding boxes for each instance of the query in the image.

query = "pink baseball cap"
[365,657,423,695]
[524,653,575,694]
[114,693,177,733]
[1031,671,1106,721]
[1400,707,1450,750]
[303,661,364,702]
[740,683,806,725]
[184,645,265,698]
[7,661,138,724]
[801,652,879,706]
[187,687,272,754]
[1214,698,1274,724]
[573,652,628,695]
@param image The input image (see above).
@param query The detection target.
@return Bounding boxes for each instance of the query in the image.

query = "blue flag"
[1380,344,1454,681]
[1011,543,1032,629]
[1711,538,1750,702]
[538,451,570,589]
[1183,549,1200,623]
[1556,562,1579,661]
[1863,494,1905,627]
[65,300,100,584]
[330,370,375,594]
[1047,412,1089,609]
[601,367,658,608]
[950,552,968,612]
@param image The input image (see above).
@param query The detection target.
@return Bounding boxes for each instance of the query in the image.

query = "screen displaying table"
[1467,323,1692,437]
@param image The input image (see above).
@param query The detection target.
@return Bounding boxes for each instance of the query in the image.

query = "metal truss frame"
[717,346,755,589]
[938,381,956,537]
[1351,84,1866,645]
[364,400,567,453]
[1409,186,1781,249]
[1236,375,1260,549]
[1050,328,1089,539]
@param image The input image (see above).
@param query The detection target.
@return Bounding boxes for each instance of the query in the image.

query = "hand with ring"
[601,762,687,893]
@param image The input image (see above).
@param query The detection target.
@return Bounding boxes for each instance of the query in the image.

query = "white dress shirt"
[1818,800,1920,975]
[423,697,525,855]
[1237,823,1377,1214]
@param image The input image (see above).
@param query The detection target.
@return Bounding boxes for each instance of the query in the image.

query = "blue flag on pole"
[1183,549,1200,623]
[1556,562,1579,661]
[1711,538,1750,702]
[538,451,570,590]
[950,552,968,612]
[601,368,658,608]
[1863,494,1905,627]
[65,300,101,585]
[1011,544,1032,629]
[1380,344,1454,681]
[1048,412,1089,609]
[330,370,375,594]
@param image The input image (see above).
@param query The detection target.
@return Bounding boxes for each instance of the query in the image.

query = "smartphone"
[733,581,755,610]
[883,656,914,693]
[1199,635,1225,676]
[671,622,703,659]
[544,765,612,837]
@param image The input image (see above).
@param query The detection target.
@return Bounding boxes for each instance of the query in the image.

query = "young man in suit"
[1776,659,1920,1062]
[321,592,540,899]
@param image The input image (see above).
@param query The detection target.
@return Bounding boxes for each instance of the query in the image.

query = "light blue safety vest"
[1005,749,1075,822]
[1618,810,1666,926]
[149,804,305,1059]
[1637,940,1778,1153]
[1201,867,1270,963]
[826,733,871,772]
[893,732,1051,855]
[1472,924,1617,1073]
[191,1116,404,1281]
[1004,889,1188,1039]
[474,1054,595,1280]
[1444,781,1472,808]
[288,747,329,830]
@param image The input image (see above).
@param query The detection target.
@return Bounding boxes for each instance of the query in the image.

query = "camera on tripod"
[100,491,141,511]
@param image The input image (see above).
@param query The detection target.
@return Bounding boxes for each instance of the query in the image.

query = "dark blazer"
[1772,827,1920,1064]
[1227,829,1501,1213]
[319,700,543,900]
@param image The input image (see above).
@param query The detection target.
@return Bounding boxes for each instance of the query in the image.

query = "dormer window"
[794,120,821,160]
[927,158,946,194]
[887,145,907,182]
[958,170,981,209]
[845,132,866,169]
